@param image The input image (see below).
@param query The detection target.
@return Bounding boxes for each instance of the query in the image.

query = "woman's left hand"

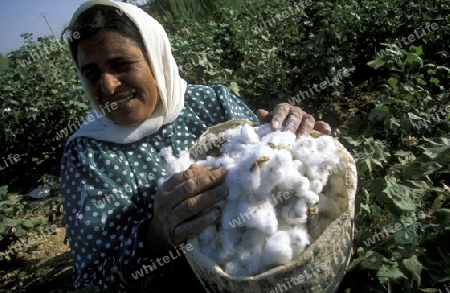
[256,103,331,137]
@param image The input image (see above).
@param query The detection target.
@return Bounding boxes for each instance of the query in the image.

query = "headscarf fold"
[66,0,187,144]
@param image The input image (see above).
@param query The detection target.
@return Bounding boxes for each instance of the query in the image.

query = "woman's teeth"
[115,95,134,106]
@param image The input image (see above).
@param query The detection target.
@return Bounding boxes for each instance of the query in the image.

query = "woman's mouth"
[114,94,135,106]
[101,89,137,110]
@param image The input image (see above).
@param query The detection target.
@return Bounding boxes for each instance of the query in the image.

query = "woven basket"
[185,120,357,293]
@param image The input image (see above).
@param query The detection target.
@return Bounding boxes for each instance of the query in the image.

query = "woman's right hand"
[148,164,228,254]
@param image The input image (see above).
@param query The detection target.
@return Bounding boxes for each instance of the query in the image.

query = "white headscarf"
[66,0,187,144]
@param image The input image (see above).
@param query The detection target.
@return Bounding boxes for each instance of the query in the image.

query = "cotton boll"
[255,123,272,137]
[315,135,337,153]
[239,123,260,144]
[261,131,296,149]
[198,225,217,259]
[294,199,308,217]
[295,176,310,198]
[306,165,323,181]
[274,149,293,165]
[252,143,276,159]
[277,166,303,191]
[223,261,242,276]
[309,180,324,194]
[237,230,265,275]
[263,231,293,267]
[281,204,307,225]
[217,227,241,263]
[238,200,278,235]
[159,147,194,175]
[198,225,216,245]
[293,159,306,174]
[290,226,310,257]
[303,190,320,205]
[295,136,317,151]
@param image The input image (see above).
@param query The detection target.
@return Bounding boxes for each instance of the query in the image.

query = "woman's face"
[77,30,159,126]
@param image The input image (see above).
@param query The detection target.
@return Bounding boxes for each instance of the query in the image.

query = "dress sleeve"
[211,85,259,123]
[184,84,259,127]
[60,138,154,290]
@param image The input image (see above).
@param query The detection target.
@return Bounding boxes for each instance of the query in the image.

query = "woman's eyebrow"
[80,56,137,71]
[79,63,97,73]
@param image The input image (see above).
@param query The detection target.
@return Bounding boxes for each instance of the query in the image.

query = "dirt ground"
[0,227,75,293]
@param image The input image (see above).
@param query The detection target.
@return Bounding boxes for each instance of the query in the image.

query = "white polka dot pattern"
[61,85,258,290]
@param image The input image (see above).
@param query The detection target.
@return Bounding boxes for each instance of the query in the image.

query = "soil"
[0,227,75,293]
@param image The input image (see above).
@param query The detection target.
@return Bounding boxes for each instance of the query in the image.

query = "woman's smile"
[77,30,160,126]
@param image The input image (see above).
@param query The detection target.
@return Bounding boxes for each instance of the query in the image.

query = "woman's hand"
[148,164,228,254]
[256,103,331,137]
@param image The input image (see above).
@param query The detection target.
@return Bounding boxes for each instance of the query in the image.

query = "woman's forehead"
[77,30,143,65]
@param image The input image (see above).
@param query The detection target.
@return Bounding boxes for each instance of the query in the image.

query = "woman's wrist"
[145,219,172,258]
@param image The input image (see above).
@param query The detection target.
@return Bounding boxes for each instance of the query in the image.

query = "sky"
[0,0,88,55]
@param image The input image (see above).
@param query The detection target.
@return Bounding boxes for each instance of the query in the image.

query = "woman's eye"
[112,61,132,72]
[83,68,101,82]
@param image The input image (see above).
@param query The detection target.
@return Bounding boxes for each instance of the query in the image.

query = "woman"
[60,0,331,291]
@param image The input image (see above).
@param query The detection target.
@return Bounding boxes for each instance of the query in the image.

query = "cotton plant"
[159,122,348,276]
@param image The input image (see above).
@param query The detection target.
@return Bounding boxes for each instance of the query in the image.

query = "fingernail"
[272,121,279,129]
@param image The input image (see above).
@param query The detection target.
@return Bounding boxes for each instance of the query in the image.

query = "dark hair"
[62,5,146,66]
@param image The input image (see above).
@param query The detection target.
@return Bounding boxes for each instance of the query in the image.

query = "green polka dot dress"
[60,84,258,290]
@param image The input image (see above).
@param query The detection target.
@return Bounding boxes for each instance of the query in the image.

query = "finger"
[283,107,304,133]
[313,121,332,135]
[172,207,220,244]
[162,164,214,192]
[256,109,271,124]
[167,167,228,206]
[171,184,228,224]
[296,114,316,137]
[271,103,291,130]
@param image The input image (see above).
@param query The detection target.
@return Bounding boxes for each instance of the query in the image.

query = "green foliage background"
[0,0,449,292]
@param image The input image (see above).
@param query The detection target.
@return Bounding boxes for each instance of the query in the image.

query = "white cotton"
[198,224,216,245]
[303,190,320,204]
[240,200,278,235]
[198,225,217,259]
[294,199,308,216]
[310,179,324,194]
[315,135,336,152]
[281,203,307,225]
[236,230,265,275]
[159,147,194,175]
[290,226,310,257]
[160,122,351,277]
[239,123,260,144]
[255,123,272,137]
[261,131,296,149]
[263,231,293,267]
[295,176,310,198]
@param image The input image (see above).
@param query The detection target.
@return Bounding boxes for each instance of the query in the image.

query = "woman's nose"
[100,73,121,95]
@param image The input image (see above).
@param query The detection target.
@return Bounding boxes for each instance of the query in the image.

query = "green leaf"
[15,228,27,237]
[388,77,398,91]
[22,219,35,228]
[0,185,8,198]
[394,227,418,245]
[435,209,450,227]
[360,250,387,270]
[376,262,407,286]
[402,255,423,287]
[378,177,416,211]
